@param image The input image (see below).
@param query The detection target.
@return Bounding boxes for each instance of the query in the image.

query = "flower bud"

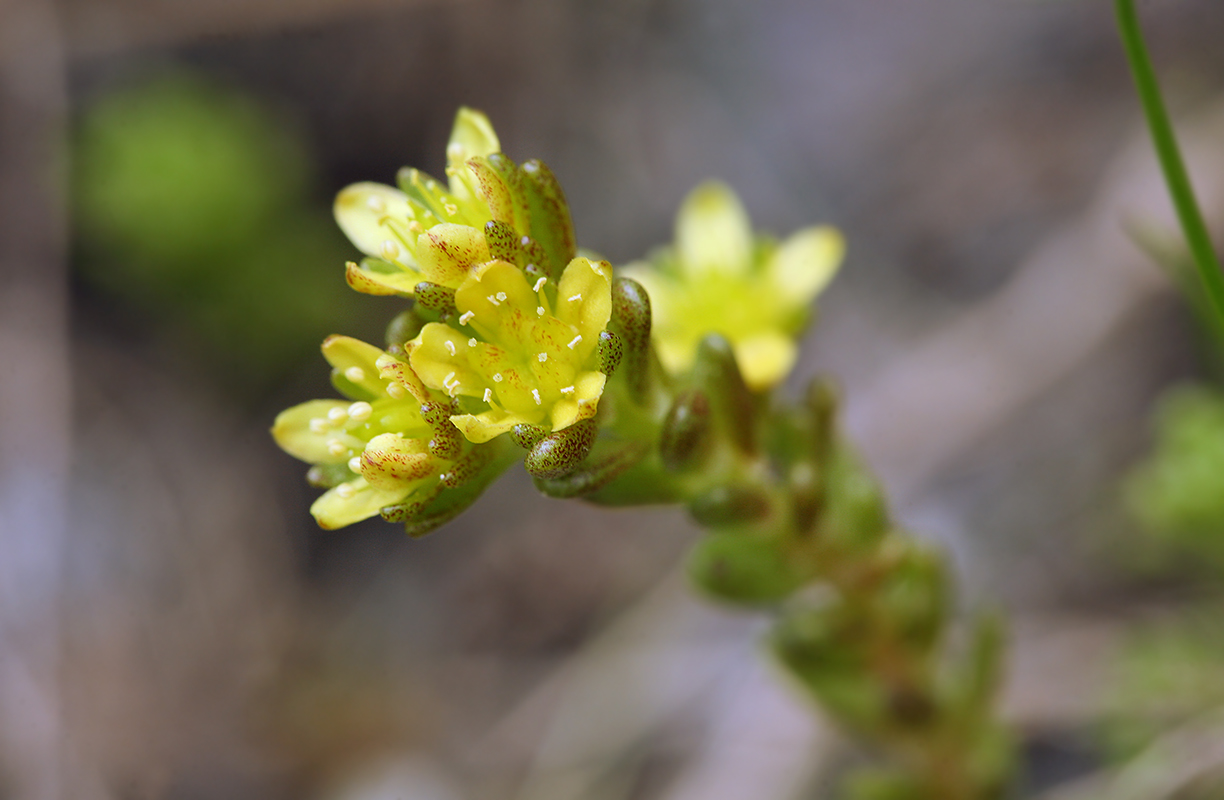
[524,419,598,480]
[688,531,804,605]
[659,388,710,471]
[610,277,652,402]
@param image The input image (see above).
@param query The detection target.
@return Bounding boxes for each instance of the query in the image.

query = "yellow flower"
[407,257,614,443]
[332,107,503,295]
[272,335,456,529]
[620,182,843,390]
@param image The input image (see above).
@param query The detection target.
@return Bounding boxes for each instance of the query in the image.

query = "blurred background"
[4,0,1224,797]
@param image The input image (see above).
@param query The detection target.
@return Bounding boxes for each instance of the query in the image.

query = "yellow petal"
[555,258,613,347]
[676,182,753,279]
[454,260,536,345]
[733,331,797,391]
[549,371,606,430]
[359,433,436,490]
[767,225,844,302]
[310,477,410,530]
[334,182,413,258]
[447,108,501,169]
[344,261,419,296]
[271,400,365,464]
[449,408,528,444]
[322,335,389,398]
[375,353,430,403]
[416,223,490,288]
[407,323,487,399]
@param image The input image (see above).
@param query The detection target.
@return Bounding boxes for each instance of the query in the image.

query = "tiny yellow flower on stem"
[272,335,462,529]
[407,257,614,443]
[620,181,844,390]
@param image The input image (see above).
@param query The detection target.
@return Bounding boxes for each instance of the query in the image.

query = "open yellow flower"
[333,107,502,295]
[407,257,614,443]
[272,335,453,529]
[620,181,843,390]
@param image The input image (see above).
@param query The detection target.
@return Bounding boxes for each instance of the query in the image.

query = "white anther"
[444,340,456,356]
[483,388,493,403]
[496,291,507,302]
[443,202,458,216]
[443,371,456,388]
[348,456,363,473]
[327,439,347,457]
[459,311,475,325]
[309,417,329,434]
[345,366,366,383]
[493,373,503,383]
[568,293,582,302]
[387,383,406,399]
[560,385,575,395]
[380,240,400,261]
[532,277,547,292]
[468,338,477,347]
[336,482,356,499]
[487,294,501,307]
[532,389,542,406]
[538,352,548,363]
[589,261,603,274]
[327,407,349,423]
[567,335,582,349]
[537,306,545,316]
[347,401,373,422]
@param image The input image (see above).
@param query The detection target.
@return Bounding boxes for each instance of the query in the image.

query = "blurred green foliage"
[73,71,370,398]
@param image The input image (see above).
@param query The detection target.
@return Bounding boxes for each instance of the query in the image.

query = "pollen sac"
[520,158,576,278]
[694,334,756,455]
[414,281,458,316]
[597,330,623,377]
[524,418,598,480]
[688,484,771,527]
[510,423,549,449]
[659,388,711,472]
[385,307,428,352]
[484,219,523,265]
[611,277,652,402]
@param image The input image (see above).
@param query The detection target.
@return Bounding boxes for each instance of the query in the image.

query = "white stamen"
[336,482,356,499]
[496,291,507,302]
[483,388,493,403]
[567,335,583,349]
[443,202,458,216]
[443,371,456,388]
[538,352,548,363]
[309,418,328,434]
[387,383,406,399]
[560,385,575,395]
[487,294,501,307]
[532,389,542,406]
[568,293,582,302]
[532,277,547,292]
[347,401,373,422]
[327,407,349,423]
[537,306,545,316]
[468,338,477,347]
[444,340,456,356]
[493,373,503,383]
[348,456,363,473]
[459,311,475,325]
[327,439,347,457]
[345,366,366,383]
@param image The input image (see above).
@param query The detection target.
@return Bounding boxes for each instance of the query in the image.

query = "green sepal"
[659,388,711,472]
[428,425,463,460]
[610,277,653,403]
[414,281,458,315]
[533,439,650,499]
[484,219,523,265]
[510,423,549,449]
[819,443,890,551]
[306,463,351,489]
[467,154,531,235]
[519,235,549,279]
[874,540,948,650]
[385,307,428,352]
[520,158,577,279]
[693,334,757,455]
[524,419,598,480]
[687,530,805,605]
[688,484,771,527]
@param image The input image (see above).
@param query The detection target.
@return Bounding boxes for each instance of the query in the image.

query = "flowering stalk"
[274,108,1014,797]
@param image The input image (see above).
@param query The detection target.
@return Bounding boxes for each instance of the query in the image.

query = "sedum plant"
[273,108,1014,798]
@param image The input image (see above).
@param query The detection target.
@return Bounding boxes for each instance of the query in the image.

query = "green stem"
[1115,0,1224,326]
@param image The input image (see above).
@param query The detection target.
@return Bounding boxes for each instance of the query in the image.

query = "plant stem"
[1115,0,1224,327]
